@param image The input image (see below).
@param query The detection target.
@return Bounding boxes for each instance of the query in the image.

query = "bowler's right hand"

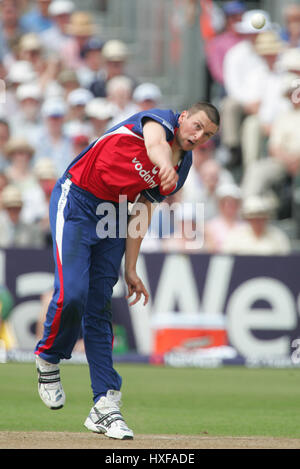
[159,165,178,194]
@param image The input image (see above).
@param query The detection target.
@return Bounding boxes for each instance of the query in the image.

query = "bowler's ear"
[178,110,188,124]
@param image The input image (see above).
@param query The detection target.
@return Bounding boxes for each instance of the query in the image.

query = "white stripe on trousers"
[56,178,72,263]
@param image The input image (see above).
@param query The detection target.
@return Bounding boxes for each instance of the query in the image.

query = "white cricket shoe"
[84,390,134,440]
[36,355,65,410]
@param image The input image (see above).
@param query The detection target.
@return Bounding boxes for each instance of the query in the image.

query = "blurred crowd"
[143,0,300,256]
[0,0,299,256]
[179,0,300,256]
[0,0,164,250]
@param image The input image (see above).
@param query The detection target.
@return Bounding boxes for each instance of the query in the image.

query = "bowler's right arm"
[142,120,178,193]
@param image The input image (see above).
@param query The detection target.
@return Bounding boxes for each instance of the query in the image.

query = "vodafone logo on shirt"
[132,157,159,188]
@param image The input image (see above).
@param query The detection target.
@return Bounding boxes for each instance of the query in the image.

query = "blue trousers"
[35,176,126,403]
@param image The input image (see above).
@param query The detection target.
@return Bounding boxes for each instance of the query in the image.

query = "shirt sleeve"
[131,108,178,142]
[141,151,193,204]
[142,186,166,204]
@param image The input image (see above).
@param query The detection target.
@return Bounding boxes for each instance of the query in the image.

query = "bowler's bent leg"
[35,179,91,364]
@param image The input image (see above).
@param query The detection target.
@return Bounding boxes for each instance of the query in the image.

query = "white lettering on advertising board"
[2,252,299,360]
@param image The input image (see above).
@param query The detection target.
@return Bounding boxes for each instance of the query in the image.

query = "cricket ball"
[251,12,266,29]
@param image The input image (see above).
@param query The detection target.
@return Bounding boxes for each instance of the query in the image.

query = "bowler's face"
[176,110,218,151]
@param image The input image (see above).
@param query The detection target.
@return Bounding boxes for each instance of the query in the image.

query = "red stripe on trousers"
[36,243,64,355]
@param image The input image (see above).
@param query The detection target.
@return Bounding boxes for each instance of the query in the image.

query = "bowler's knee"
[63,286,87,313]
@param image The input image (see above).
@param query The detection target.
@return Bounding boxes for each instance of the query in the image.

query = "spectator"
[280,3,300,48]
[142,191,182,252]
[71,134,90,156]
[0,184,45,247]
[182,141,234,212]
[10,82,43,144]
[221,9,272,170]
[0,119,11,171]
[77,37,105,89]
[2,136,46,223]
[18,32,61,93]
[33,98,73,175]
[33,157,58,245]
[0,29,6,66]
[56,68,80,99]
[162,202,204,253]
[242,72,300,221]
[85,97,116,141]
[40,0,75,54]
[20,0,54,33]
[204,1,246,89]
[0,56,7,84]
[204,182,244,252]
[0,171,9,210]
[2,60,36,115]
[6,57,36,83]
[90,39,133,98]
[254,37,295,137]
[183,158,233,221]
[64,87,93,138]
[223,195,291,255]
[242,48,300,172]
[106,75,138,127]
[18,32,44,65]
[0,0,24,63]
[60,11,98,69]
[4,137,36,189]
[198,0,225,40]
[240,30,286,169]
[276,46,300,75]
[132,82,162,111]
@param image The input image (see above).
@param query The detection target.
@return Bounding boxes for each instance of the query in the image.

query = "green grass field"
[1,363,300,438]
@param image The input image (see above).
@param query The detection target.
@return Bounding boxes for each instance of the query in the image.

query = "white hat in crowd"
[19,33,43,52]
[234,10,272,34]
[34,158,58,180]
[1,185,23,208]
[42,98,67,117]
[254,31,284,56]
[48,0,75,16]
[4,137,35,158]
[85,98,116,120]
[67,88,93,107]
[277,48,300,72]
[16,83,42,101]
[133,83,162,103]
[242,195,274,218]
[216,183,242,200]
[102,40,129,61]
[7,61,37,84]
[106,75,133,95]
